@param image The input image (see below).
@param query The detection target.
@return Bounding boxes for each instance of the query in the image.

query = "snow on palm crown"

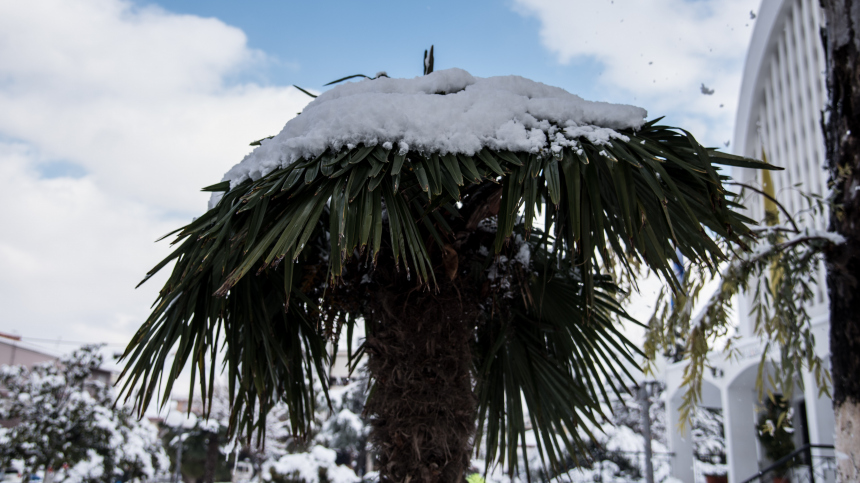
[219,68,647,191]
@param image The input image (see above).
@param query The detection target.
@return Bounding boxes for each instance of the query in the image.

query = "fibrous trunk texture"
[363,283,478,483]
[822,0,860,480]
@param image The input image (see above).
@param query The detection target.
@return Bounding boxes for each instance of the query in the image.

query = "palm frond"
[474,230,641,477]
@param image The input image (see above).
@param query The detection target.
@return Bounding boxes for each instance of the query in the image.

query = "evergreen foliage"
[756,396,795,475]
[0,346,168,483]
[161,419,232,483]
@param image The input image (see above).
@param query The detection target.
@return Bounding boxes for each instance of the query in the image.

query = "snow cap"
[221,68,647,187]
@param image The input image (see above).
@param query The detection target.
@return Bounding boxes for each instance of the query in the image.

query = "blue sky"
[136,0,758,147]
[0,0,759,381]
[151,0,589,96]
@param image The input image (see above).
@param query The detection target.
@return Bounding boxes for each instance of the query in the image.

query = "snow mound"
[221,68,647,187]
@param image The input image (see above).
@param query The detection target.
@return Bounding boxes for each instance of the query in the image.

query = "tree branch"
[727,181,801,233]
[738,234,837,268]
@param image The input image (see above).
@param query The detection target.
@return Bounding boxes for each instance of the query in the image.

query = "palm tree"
[119,62,772,482]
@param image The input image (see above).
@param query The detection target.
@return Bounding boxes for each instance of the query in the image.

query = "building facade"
[0,338,57,369]
[664,0,834,481]
[0,336,114,386]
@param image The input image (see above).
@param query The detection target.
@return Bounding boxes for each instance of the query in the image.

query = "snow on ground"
[219,68,647,187]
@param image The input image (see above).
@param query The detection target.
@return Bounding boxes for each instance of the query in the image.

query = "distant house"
[0,336,114,388]
[664,0,834,482]
[0,337,56,368]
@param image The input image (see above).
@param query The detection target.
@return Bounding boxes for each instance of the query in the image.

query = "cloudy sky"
[0,0,759,385]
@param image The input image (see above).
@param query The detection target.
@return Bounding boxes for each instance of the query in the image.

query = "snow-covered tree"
[120,58,773,481]
[313,378,370,471]
[524,384,676,483]
[470,383,724,483]
[255,366,372,482]
[0,345,168,483]
[161,412,231,483]
[692,407,726,468]
[251,377,369,483]
[162,373,371,483]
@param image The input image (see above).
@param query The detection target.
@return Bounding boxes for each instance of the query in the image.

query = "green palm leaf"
[474,230,640,476]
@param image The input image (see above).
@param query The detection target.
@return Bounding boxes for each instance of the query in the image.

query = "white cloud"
[0,143,176,344]
[513,0,760,147]
[0,0,310,212]
[0,0,310,354]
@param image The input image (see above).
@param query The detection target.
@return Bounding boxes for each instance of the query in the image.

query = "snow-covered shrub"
[246,367,371,481]
[692,407,727,468]
[0,345,168,483]
[313,378,369,465]
[261,446,359,483]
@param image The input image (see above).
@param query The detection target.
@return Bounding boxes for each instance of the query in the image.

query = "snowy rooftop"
[221,68,647,186]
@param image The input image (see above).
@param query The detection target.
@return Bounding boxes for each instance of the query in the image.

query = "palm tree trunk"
[363,282,478,483]
[821,1,860,480]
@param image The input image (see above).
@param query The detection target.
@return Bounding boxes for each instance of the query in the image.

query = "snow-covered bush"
[173,365,370,482]
[313,378,369,466]
[692,407,727,468]
[253,375,370,482]
[261,446,359,483]
[0,345,168,483]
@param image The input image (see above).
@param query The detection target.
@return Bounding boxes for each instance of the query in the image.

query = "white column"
[667,394,695,483]
[723,385,760,483]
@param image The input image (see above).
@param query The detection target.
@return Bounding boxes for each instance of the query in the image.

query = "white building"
[664,0,834,481]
